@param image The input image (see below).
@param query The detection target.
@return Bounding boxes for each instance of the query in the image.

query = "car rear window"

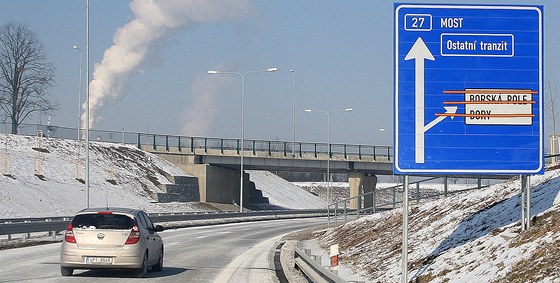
[71,213,134,230]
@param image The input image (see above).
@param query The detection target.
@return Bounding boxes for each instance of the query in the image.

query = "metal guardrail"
[294,246,348,283]
[5,123,393,162]
[0,209,328,236]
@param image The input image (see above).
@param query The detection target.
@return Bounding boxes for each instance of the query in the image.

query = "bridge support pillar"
[349,172,377,210]
[363,173,378,211]
[348,172,362,209]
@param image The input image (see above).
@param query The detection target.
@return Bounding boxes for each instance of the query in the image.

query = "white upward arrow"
[424,106,458,132]
[405,37,434,164]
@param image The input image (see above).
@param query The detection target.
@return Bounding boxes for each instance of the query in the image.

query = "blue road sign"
[394,4,544,175]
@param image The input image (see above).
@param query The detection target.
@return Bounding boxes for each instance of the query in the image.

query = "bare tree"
[0,22,57,134]
[546,79,559,136]
[546,80,560,163]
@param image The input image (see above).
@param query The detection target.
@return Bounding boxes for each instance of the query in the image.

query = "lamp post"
[85,0,90,208]
[304,108,353,217]
[73,46,83,142]
[208,67,278,212]
[290,70,296,156]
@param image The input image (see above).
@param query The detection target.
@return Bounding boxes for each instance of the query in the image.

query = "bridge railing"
[7,123,393,161]
[8,123,559,165]
[136,133,392,161]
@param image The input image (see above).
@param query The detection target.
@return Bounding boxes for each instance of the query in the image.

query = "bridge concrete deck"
[143,145,393,175]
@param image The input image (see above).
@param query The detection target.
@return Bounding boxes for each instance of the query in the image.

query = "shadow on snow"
[412,174,560,280]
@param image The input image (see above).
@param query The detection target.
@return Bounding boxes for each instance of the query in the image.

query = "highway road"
[0,217,327,282]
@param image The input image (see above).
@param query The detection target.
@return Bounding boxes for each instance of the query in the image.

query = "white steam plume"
[181,74,233,136]
[84,0,251,128]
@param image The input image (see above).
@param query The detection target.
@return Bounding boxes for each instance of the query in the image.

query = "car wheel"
[151,247,164,272]
[60,266,73,276]
[134,253,148,278]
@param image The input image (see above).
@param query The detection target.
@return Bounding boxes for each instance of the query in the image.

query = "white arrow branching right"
[424,106,458,132]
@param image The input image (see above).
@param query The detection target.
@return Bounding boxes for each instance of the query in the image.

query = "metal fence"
[5,123,393,161]
[329,176,497,224]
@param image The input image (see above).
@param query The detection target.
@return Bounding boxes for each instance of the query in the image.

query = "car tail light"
[64,223,77,243]
[125,220,141,245]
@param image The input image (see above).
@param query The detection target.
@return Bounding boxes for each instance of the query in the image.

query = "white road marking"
[213,235,282,283]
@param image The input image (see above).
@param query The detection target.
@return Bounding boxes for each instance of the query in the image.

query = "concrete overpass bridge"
[139,135,393,173]
[136,134,393,208]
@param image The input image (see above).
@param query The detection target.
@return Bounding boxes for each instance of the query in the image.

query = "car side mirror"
[153,225,165,232]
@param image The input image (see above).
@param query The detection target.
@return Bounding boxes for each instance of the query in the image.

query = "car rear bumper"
[60,242,144,270]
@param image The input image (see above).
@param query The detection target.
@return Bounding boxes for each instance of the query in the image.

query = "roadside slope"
[0,134,206,218]
[316,170,560,282]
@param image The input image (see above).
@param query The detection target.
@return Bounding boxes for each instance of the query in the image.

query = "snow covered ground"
[2,133,559,282]
[248,170,326,209]
[0,134,209,218]
[316,170,560,282]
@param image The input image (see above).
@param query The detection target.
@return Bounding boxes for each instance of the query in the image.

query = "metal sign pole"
[520,175,532,231]
[520,175,526,231]
[402,175,409,283]
[527,175,531,229]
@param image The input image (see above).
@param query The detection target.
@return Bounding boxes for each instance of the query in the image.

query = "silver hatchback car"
[60,207,164,277]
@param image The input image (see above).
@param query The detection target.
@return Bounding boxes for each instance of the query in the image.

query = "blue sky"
[0,0,558,147]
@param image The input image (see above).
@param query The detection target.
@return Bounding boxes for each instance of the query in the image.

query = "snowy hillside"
[316,170,560,282]
[248,170,326,209]
[0,134,207,218]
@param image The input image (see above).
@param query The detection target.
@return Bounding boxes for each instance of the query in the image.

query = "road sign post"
[521,175,531,231]
[402,175,409,283]
[394,4,543,282]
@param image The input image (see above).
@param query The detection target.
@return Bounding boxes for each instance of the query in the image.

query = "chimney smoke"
[84,0,251,128]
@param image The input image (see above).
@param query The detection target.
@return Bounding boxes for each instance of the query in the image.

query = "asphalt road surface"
[0,217,327,282]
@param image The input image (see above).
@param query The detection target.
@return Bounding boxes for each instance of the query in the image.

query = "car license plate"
[85,256,113,264]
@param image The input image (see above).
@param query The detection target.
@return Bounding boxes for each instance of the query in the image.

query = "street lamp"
[85,0,91,208]
[304,109,353,206]
[290,70,296,156]
[73,45,83,142]
[304,108,353,217]
[208,67,278,212]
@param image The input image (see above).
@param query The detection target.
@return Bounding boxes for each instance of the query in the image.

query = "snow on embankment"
[0,134,200,218]
[248,170,326,209]
[317,170,560,282]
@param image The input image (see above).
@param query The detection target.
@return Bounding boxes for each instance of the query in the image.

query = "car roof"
[76,207,142,215]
